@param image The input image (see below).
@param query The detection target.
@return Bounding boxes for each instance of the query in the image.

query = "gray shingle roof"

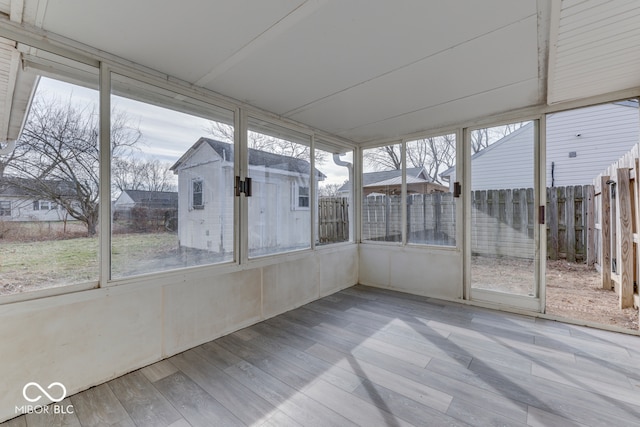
[122,189,178,207]
[338,167,427,192]
[172,137,325,179]
[0,177,77,197]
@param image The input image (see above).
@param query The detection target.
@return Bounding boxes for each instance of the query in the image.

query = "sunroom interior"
[1,0,639,425]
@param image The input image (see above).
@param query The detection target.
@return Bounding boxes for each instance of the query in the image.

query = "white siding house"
[441,102,639,190]
[171,138,324,255]
[0,179,78,222]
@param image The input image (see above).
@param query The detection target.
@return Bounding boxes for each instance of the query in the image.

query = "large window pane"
[111,74,234,278]
[362,144,402,242]
[316,145,352,245]
[406,134,456,246]
[0,48,99,295]
[247,118,312,257]
[469,121,535,296]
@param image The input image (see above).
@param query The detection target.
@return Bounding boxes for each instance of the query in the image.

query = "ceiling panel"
[336,79,540,142]
[37,0,306,83]
[15,0,556,143]
[204,0,537,115]
[286,16,539,140]
[548,0,640,104]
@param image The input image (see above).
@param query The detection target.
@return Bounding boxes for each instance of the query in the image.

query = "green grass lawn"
[0,233,179,295]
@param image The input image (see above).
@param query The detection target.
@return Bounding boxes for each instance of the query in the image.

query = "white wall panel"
[0,286,163,417]
[163,269,262,355]
[318,246,359,297]
[359,244,461,301]
[0,244,358,423]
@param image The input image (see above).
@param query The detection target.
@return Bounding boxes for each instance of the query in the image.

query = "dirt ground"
[545,260,638,330]
[472,256,639,331]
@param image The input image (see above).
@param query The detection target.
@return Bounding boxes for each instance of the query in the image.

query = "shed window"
[192,180,203,209]
[298,186,310,208]
[291,184,310,210]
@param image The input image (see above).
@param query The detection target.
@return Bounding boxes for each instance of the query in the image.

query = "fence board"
[617,168,633,308]
[586,185,596,266]
[600,175,612,289]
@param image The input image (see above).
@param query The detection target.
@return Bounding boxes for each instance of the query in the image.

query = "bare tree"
[364,135,455,185]
[363,145,402,171]
[407,135,456,184]
[470,122,528,154]
[206,121,325,164]
[112,157,176,194]
[318,182,345,197]
[5,94,141,235]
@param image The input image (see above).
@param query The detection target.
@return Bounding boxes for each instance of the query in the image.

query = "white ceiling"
[13,0,640,144]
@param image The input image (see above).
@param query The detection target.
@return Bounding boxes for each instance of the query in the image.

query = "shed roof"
[171,137,326,179]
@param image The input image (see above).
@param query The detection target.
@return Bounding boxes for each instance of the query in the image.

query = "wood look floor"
[4,285,640,427]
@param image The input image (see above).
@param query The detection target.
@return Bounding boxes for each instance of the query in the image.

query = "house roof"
[116,189,178,210]
[121,189,178,203]
[338,167,427,192]
[171,137,326,179]
[0,177,77,198]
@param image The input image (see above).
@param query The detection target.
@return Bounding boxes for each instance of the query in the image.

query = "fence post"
[548,187,558,260]
[566,186,576,262]
[586,185,596,266]
[617,168,633,308]
[601,176,611,290]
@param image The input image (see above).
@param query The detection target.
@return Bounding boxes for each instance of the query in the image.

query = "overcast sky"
[37,77,351,186]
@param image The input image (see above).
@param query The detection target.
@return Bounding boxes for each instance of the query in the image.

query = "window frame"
[291,184,310,210]
[191,178,204,210]
[0,200,11,216]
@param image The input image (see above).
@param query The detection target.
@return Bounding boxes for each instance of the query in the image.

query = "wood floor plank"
[140,360,178,383]
[244,328,363,392]
[352,344,528,423]
[526,406,589,427]
[303,379,415,427]
[108,370,182,427]
[446,397,526,427]
[428,356,640,427]
[256,410,303,427]
[351,380,470,426]
[69,384,135,427]
[224,360,357,427]
[153,371,244,427]
[306,343,453,413]
[22,398,81,427]
[169,348,281,426]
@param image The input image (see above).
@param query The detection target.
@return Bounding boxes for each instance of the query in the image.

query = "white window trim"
[291,182,310,211]
[191,178,204,210]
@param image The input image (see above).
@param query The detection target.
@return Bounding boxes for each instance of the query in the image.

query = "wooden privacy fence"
[593,144,640,310]
[357,186,593,261]
[318,197,349,243]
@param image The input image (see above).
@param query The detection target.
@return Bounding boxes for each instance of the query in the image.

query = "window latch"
[235,176,252,197]
[453,182,461,198]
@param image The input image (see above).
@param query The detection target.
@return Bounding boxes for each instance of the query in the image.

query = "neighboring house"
[441,101,639,190]
[0,178,77,222]
[170,137,325,254]
[113,189,178,215]
[339,167,448,197]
